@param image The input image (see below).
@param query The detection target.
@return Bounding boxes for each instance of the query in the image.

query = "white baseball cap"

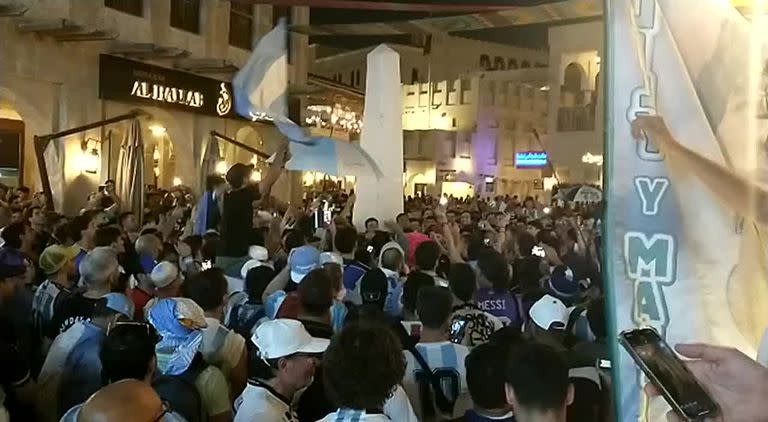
[529,294,568,330]
[248,245,269,261]
[252,319,329,360]
[240,245,273,279]
[150,262,180,289]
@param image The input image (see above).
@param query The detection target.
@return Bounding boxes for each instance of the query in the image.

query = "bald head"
[78,379,163,422]
[381,247,403,272]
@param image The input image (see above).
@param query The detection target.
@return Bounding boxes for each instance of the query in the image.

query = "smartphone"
[449,318,468,344]
[201,260,213,270]
[531,245,546,258]
[619,327,719,421]
[598,359,611,369]
[323,209,332,227]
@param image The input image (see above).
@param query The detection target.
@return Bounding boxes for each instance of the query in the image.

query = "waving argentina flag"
[232,19,382,179]
[232,19,288,120]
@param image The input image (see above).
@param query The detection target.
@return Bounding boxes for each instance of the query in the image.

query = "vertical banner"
[606,0,768,421]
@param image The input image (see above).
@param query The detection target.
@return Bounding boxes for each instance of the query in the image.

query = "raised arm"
[633,116,768,227]
[261,264,291,303]
[338,193,355,223]
[259,143,290,197]
[383,219,409,258]
[442,222,464,264]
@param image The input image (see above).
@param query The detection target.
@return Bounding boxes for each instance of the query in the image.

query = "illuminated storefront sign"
[129,81,205,108]
[515,151,548,168]
[99,55,238,119]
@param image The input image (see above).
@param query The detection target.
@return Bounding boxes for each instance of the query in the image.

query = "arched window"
[563,62,586,92]
[411,68,419,84]
[508,58,518,69]
[493,56,506,71]
[479,54,491,70]
[521,60,531,68]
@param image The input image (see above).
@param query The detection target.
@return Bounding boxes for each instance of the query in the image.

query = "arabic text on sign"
[515,151,548,167]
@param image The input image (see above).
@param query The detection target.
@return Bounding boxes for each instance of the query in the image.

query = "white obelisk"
[353,45,404,229]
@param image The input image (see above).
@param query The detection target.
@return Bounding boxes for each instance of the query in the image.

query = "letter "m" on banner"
[623,233,676,284]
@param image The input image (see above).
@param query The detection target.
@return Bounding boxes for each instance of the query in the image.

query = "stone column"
[287,6,309,205]
[353,45,404,229]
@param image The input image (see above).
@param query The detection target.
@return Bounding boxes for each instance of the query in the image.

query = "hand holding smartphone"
[619,328,719,421]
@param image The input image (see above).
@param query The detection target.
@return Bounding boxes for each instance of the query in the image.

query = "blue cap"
[0,247,28,279]
[288,245,320,283]
[547,265,578,305]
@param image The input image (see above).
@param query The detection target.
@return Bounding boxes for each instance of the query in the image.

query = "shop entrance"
[0,117,24,188]
[144,123,177,190]
[414,183,427,197]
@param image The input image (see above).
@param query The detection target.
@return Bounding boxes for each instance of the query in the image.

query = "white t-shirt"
[383,385,418,422]
[402,341,473,421]
[449,306,504,348]
[233,381,297,422]
[317,409,392,422]
[201,317,246,377]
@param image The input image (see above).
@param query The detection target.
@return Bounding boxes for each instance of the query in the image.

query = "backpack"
[408,344,456,419]
[152,355,206,422]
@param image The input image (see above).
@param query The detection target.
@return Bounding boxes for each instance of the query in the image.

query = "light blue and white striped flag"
[606,0,768,421]
[232,19,288,121]
[232,20,383,179]
[283,131,383,178]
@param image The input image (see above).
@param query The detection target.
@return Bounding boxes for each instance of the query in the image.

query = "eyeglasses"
[152,400,172,422]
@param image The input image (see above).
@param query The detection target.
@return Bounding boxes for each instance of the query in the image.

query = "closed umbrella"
[194,135,223,235]
[115,119,145,222]
[200,134,222,190]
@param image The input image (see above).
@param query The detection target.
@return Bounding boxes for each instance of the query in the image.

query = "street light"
[215,160,228,175]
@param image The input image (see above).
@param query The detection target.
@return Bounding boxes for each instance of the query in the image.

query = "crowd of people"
[1,136,765,422]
